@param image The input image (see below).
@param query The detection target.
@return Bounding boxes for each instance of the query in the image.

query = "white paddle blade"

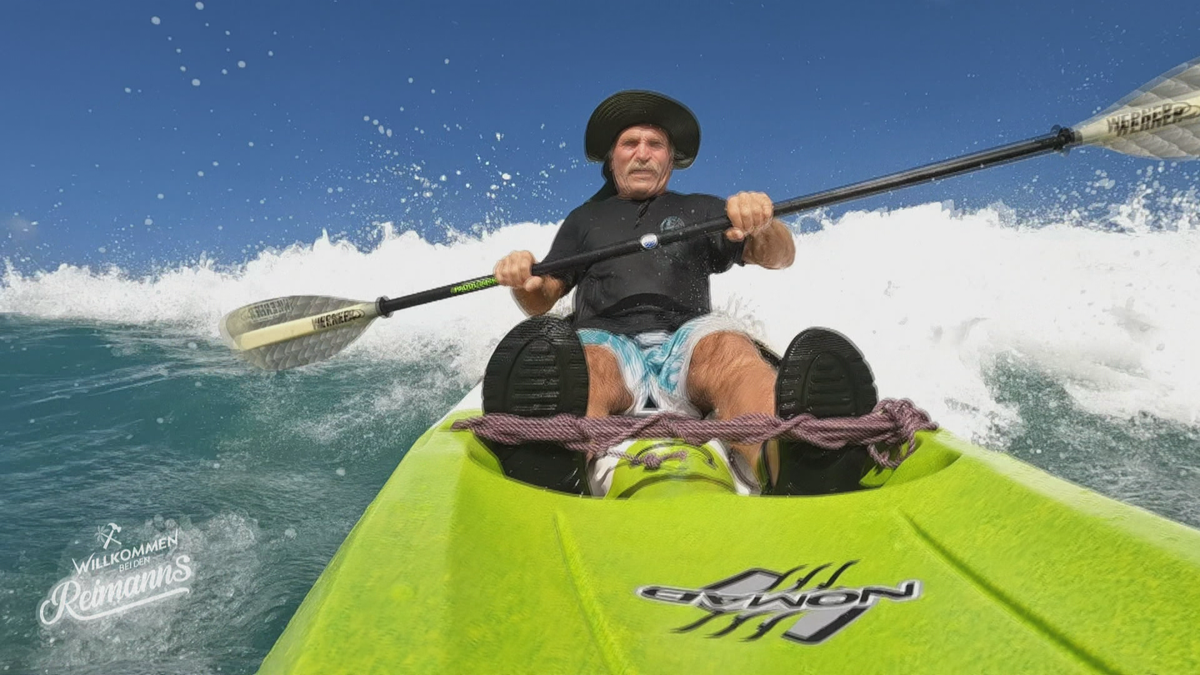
[219,295,380,371]
[1074,56,1200,160]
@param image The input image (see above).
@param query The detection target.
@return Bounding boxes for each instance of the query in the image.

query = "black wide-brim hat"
[585,90,700,169]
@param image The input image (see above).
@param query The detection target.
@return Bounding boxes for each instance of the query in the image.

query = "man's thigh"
[647,315,755,414]
[578,329,646,413]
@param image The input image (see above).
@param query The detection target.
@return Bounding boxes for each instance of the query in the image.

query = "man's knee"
[584,345,632,415]
[688,332,773,406]
[584,345,620,381]
[692,331,767,370]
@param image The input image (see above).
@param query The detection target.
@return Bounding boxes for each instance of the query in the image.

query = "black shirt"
[543,191,745,336]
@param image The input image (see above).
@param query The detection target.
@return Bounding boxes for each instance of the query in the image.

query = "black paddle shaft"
[377,126,1076,317]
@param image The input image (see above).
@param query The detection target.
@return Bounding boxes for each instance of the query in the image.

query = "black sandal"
[481,316,591,494]
[768,327,878,495]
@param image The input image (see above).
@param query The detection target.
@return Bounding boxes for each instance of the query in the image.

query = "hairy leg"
[686,332,776,469]
[584,345,634,418]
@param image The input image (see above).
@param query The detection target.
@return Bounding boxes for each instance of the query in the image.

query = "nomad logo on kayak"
[636,562,921,645]
[38,519,195,627]
[312,308,365,330]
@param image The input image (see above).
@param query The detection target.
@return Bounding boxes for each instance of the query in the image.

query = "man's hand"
[493,250,566,316]
[494,250,547,292]
[725,191,774,242]
[725,191,795,270]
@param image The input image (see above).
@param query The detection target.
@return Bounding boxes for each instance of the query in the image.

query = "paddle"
[221,57,1200,371]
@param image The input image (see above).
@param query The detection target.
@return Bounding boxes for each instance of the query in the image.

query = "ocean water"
[3,193,1200,673]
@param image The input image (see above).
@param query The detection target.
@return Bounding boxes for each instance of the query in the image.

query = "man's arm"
[724,192,795,270]
[494,250,569,316]
[742,218,794,269]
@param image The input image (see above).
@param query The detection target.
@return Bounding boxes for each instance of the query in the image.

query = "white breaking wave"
[3,201,1199,442]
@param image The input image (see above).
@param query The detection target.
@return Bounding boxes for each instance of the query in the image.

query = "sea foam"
[3,199,1199,441]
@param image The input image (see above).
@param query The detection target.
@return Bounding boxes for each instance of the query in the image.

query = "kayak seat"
[481,318,880,498]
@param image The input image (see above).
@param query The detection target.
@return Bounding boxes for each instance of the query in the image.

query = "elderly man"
[483,90,877,495]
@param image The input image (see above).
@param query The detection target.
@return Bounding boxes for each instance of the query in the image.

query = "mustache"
[624,160,663,174]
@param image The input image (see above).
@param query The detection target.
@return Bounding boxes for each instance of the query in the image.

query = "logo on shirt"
[659,216,686,232]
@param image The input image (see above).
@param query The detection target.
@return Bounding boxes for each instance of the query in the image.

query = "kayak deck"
[257,392,1200,674]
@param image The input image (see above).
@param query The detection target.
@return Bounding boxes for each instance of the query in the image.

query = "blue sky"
[1,0,1197,271]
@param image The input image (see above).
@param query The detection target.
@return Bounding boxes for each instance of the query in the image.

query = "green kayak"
[257,385,1200,674]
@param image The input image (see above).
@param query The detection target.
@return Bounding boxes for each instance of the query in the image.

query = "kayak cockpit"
[444,385,961,500]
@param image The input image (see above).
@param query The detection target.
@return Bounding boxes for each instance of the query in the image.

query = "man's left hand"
[725,191,774,242]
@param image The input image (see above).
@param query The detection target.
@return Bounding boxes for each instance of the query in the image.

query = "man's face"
[610,124,673,200]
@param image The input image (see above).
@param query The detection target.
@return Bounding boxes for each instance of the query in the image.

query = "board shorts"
[577,314,750,418]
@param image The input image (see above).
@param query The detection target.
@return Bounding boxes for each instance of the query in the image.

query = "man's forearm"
[512,276,566,316]
[745,219,795,269]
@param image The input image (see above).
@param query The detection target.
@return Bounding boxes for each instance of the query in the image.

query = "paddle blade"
[219,295,380,371]
[1074,56,1200,159]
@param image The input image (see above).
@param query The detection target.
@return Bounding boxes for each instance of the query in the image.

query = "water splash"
[4,189,1199,441]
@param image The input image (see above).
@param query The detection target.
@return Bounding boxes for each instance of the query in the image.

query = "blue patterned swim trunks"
[577,314,749,416]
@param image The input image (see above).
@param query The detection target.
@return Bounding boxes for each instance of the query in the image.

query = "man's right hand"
[494,250,548,292]
[493,250,567,316]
